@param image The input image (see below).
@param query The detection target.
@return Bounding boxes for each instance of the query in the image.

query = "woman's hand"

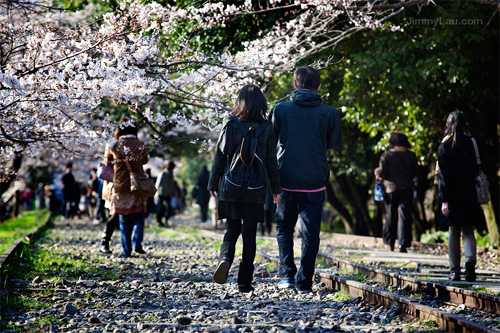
[441,202,450,216]
[273,193,281,203]
[210,190,217,198]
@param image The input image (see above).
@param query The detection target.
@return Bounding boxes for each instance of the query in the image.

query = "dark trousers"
[156,195,172,225]
[276,190,325,291]
[200,203,209,222]
[383,188,413,248]
[260,190,275,236]
[101,214,119,244]
[61,191,73,217]
[95,194,106,222]
[223,218,258,265]
[223,218,258,284]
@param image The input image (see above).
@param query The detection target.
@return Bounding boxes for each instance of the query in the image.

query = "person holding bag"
[208,84,281,293]
[105,117,150,257]
[438,111,490,282]
[374,132,418,253]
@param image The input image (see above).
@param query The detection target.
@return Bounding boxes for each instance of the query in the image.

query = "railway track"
[1,214,499,332]
[251,230,500,332]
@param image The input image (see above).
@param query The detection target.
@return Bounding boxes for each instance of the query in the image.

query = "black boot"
[99,239,111,253]
[213,242,234,284]
[99,228,112,253]
[237,261,255,293]
[99,215,118,253]
[465,261,476,282]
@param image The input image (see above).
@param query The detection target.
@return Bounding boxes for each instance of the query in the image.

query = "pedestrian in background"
[374,132,418,253]
[194,165,211,222]
[271,66,342,294]
[155,161,177,227]
[438,111,489,282]
[61,162,76,218]
[208,84,281,293]
[105,117,149,257]
[145,168,156,225]
[260,187,275,236]
[90,167,106,224]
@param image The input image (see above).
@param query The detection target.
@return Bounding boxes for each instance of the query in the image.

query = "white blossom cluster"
[1,0,404,179]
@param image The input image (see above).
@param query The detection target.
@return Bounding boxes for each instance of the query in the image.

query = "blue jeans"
[119,213,144,256]
[276,190,325,290]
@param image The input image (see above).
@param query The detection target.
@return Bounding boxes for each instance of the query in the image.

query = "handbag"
[102,180,114,202]
[471,138,490,205]
[97,162,114,182]
[170,196,179,209]
[119,144,157,198]
[374,179,385,202]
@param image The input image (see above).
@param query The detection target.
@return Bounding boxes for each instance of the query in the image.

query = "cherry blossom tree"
[2,0,494,187]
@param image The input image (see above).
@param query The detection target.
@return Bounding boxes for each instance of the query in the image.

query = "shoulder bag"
[471,138,490,205]
[119,144,157,198]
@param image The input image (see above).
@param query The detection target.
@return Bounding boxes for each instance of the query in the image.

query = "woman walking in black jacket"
[208,84,281,293]
[438,111,489,282]
[375,132,418,253]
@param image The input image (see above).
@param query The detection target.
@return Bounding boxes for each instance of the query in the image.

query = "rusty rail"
[257,252,497,333]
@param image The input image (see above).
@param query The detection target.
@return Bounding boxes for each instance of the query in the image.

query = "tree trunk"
[0,152,23,221]
[333,172,380,236]
[325,180,354,233]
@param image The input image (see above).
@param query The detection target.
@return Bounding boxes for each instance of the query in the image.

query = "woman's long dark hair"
[444,110,471,148]
[231,84,267,122]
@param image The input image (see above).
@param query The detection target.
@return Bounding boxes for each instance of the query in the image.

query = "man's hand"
[441,202,450,217]
[273,193,281,203]
[210,190,217,198]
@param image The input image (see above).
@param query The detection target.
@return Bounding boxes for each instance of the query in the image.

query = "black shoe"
[100,245,112,253]
[135,249,147,255]
[238,283,254,293]
[399,246,408,253]
[465,261,476,282]
[213,261,230,284]
[448,272,461,281]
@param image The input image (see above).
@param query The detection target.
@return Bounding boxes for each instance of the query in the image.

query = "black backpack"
[219,117,269,203]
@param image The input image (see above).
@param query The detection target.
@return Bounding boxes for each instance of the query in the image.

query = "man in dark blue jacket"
[271,66,342,293]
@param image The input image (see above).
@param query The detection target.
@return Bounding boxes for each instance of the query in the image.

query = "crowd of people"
[14,66,489,292]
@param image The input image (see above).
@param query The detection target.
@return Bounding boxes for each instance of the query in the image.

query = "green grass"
[407,319,440,331]
[0,210,51,254]
[350,271,369,283]
[473,286,500,296]
[2,294,51,312]
[331,290,350,302]
[420,230,448,244]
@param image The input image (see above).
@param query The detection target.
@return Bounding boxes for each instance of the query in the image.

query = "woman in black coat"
[438,111,489,282]
[208,84,281,293]
[194,165,211,222]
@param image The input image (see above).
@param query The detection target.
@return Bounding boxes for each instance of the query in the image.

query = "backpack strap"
[234,117,249,137]
[471,138,482,169]
[118,140,134,175]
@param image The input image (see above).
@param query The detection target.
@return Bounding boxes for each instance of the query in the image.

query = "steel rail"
[257,252,497,333]
[317,250,500,314]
